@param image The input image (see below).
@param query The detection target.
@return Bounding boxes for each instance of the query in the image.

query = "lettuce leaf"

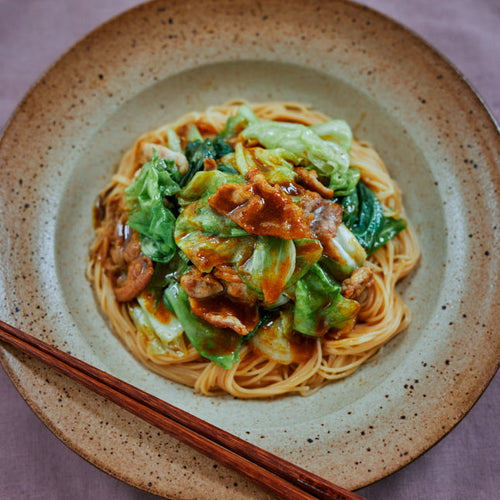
[241,119,359,195]
[331,223,367,268]
[176,197,250,238]
[147,250,190,297]
[250,306,296,364]
[163,282,243,369]
[250,147,298,184]
[177,170,244,206]
[217,104,259,140]
[128,292,187,358]
[315,223,367,282]
[309,120,353,151]
[293,263,360,336]
[285,238,323,290]
[233,142,254,176]
[166,128,182,153]
[233,144,299,183]
[237,236,296,304]
[125,151,180,263]
[175,198,255,272]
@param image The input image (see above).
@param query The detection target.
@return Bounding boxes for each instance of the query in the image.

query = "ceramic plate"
[0,0,498,497]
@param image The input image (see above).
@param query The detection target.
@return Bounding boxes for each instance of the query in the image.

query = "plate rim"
[1,0,499,496]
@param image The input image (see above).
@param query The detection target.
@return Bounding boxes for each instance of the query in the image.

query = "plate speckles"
[0,0,499,498]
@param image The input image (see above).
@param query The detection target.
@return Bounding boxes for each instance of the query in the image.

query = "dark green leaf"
[217,162,239,174]
[148,250,190,296]
[180,137,234,187]
[213,135,234,157]
[371,216,407,254]
[339,182,406,255]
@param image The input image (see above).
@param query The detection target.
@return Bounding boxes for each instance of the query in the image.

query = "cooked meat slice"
[122,230,141,263]
[203,157,218,171]
[188,295,260,335]
[181,264,259,335]
[225,282,250,302]
[342,265,374,299]
[295,167,334,199]
[310,201,344,259]
[213,182,253,210]
[112,230,154,302]
[208,169,313,239]
[213,264,256,304]
[297,188,325,213]
[114,255,154,302]
[95,193,154,303]
[212,264,241,283]
[180,267,224,299]
[138,142,189,174]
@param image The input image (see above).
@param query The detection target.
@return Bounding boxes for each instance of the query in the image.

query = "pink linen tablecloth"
[1,0,498,498]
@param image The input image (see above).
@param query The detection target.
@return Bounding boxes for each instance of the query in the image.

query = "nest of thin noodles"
[87,101,420,398]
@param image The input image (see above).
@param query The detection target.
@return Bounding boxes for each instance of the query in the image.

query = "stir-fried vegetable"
[340,181,407,256]
[293,263,360,336]
[241,119,359,195]
[177,170,244,206]
[164,282,243,369]
[181,136,234,187]
[238,236,296,303]
[250,305,297,364]
[129,291,187,357]
[125,151,180,263]
[122,105,407,368]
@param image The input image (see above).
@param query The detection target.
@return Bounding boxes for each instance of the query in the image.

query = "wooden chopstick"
[0,320,364,500]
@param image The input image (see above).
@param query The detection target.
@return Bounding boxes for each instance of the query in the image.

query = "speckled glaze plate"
[0,0,499,497]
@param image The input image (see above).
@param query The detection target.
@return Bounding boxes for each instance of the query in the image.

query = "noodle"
[87,101,420,398]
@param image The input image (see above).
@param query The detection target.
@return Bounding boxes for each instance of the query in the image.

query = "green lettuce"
[318,223,368,282]
[217,104,259,140]
[147,250,190,297]
[233,142,254,176]
[177,170,244,206]
[166,128,182,153]
[163,282,242,369]
[128,292,186,356]
[125,151,180,263]
[241,119,359,195]
[176,197,250,238]
[327,223,367,276]
[237,236,296,304]
[285,238,323,289]
[186,123,203,142]
[309,119,353,151]
[251,147,298,184]
[175,198,255,272]
[250,306,296,364]
[293,263,360,336]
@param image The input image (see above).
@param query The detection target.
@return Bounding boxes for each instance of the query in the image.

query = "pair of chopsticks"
[0,320,364,500]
